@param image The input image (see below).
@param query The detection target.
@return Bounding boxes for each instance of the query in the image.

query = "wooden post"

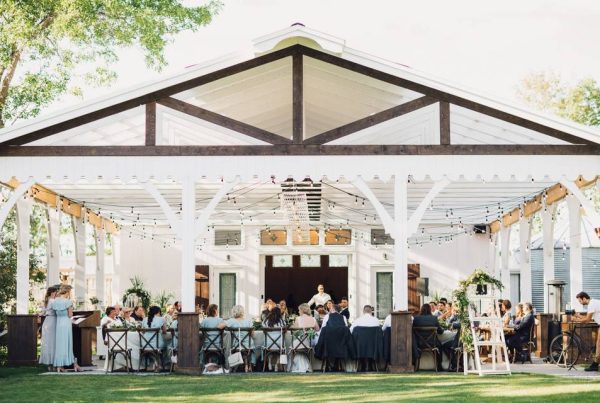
[7,315,38,366]
[388,311,413,373]
[535,313,553,358]
[176,313,200,374]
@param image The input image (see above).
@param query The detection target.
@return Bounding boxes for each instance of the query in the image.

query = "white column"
[45,202,61,286]
[111,232,121,306]
[95,227,106,307]
[567,196,583,309]
[393,174,408,311]
[500,225,511,299]
[15,198,32,314]
[72,214,87,306]
[541,205,556,313]
[519,218,532,303]
[180,177,196,312]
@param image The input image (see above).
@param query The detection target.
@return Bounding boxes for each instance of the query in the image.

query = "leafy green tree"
[517,72,600,127]
[0,0,221,128]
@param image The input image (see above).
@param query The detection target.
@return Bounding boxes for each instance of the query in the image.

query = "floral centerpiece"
[452,268,503,352]
[108,319,140,330]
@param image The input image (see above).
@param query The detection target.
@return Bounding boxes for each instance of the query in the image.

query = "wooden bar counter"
[561,314,599,364]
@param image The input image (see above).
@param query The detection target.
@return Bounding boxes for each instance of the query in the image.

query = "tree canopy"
[0,0,221,128]
[517,72,600,127]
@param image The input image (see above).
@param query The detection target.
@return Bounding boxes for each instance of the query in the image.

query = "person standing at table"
[39,286,58,371]
[52,285,81,372]
[307,284,331,309]
[574,292,600,372]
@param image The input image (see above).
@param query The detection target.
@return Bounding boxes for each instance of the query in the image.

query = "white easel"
[463,284,511,376]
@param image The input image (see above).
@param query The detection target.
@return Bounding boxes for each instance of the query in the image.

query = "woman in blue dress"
[39,286,58,371]
[52,285,81,372]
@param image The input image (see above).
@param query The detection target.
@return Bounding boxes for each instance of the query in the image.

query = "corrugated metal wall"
[531,248,600,313]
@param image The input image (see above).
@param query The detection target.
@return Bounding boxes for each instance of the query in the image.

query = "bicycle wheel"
[549,333,580,368]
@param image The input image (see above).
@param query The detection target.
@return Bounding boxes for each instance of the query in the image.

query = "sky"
[42,0,600,116]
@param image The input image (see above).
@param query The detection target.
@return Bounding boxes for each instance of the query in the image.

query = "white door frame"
[210,265,246,317]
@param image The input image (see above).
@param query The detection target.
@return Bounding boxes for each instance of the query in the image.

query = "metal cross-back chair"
[105,328,132,373]
[199,327,225,366]
[262,327,287,372]
[137,328,164,372]
[289,327,315,370]
[167,328,178,373]
[227,327,254,372]
[413,326,441,372]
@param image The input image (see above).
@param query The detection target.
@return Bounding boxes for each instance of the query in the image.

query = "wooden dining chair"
[105,328,132,373]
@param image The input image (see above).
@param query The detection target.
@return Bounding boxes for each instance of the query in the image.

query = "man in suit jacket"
[506,302,534,351]
[339,297,350,320]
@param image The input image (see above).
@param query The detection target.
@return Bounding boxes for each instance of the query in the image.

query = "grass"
[1,367,600,402]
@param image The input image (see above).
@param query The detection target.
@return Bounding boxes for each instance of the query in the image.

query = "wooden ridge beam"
[157,97,292,145]
[490,175,599,233]
[3,178,119,233]
[304,96,437,145]
[1,144,599,156]
[439,101,451,145]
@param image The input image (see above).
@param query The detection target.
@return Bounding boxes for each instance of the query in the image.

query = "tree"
[0,207,45,329]
[0,0,221,128]
[517,72,600,127]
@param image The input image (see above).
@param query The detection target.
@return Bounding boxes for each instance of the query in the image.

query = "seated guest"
[437,301,451,320]
[513,303,524,326]
[382,313,392,331]
[293,303,320,331]
[505,302,534,352]
[164,304,176,327]
[200,304,226,351]
[262,306,286,329]
[173,301,182,313]
[339,297,350,320]
[262,307,287,371]
[350,305,380,333]
[322,304,348,328]
[429,301,439,317]
[314,305,327,323]
[261,299,276,322]
[145,305,168,349]
[279,299,289,322]
[413,304,444,370]
[225,305,254,357]
[121,307,135,324]
[446,305,461,330]
[131,306,145,322]
[501,299,512,327]
[101,306,118,328]
[314,304,355,368]
[325,300,334,313]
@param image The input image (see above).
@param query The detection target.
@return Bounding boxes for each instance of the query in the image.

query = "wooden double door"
[265,255,348,312]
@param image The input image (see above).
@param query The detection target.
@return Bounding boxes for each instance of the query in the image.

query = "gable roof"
[1,24,599,153]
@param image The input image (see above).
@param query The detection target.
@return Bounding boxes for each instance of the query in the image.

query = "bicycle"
[549,322,597,370]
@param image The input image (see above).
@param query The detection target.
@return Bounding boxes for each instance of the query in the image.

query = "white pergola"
[2,25,600,315]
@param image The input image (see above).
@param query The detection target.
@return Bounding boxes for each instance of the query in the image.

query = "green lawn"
[1,367,600,402]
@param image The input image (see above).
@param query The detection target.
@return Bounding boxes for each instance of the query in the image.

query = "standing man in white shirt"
[307,284,331,308]
[350,305,381,333]
[574,291,600,372]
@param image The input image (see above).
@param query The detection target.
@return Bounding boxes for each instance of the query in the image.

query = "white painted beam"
[541,205,556,313]
[352,176,396,239]
[393,173,409,311]
[111,232,121,306]
[16,198,32,314]
[180,177,196,311]
[0,177,35,230]
[95,228,106,307]
[407,177,450,237]
[519,218,532,303]
[45,200,61,286]
[500,225,511,299]
[142,181,181,236]
[567,196,583,309]
[559,178,600,228]
[194,178,239,239]
[72,215,87,306]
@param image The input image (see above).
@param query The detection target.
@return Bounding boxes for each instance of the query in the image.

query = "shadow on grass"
[0,369,600,402]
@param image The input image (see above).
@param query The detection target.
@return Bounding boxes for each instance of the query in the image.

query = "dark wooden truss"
[0,45,596,156]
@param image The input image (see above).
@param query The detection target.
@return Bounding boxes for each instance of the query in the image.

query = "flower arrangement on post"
[121,276,151,310]
[452,268,503,352]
